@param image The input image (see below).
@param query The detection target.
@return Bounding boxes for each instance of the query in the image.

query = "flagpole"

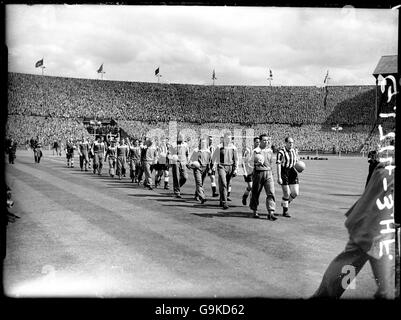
[323,70,330,106]
[324,70,331,87]
[97,63,105,80]
[155,67,161,84]
[267,69,273,87]
[212,69,216,86]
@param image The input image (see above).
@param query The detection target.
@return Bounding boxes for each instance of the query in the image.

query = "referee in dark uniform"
[276,136,299,218]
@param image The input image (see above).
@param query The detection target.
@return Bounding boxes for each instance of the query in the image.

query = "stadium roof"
[372,55,398,78]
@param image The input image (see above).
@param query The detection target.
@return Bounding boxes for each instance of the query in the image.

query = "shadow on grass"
[191,211,255,219]
[162,202,242,209]
[329,194,362,197]
[129,193,174,198]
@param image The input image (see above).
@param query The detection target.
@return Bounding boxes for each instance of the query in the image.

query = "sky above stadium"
[6,5,398,86]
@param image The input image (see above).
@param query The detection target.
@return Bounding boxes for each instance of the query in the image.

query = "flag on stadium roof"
[212,69,217,80]
[97,64,103,73]
[324,70,329,83]
[155,67,160,76]
[35,59,43,68]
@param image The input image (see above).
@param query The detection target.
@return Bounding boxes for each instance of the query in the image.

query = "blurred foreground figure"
[312,162,395,299]
[366,147,380,187]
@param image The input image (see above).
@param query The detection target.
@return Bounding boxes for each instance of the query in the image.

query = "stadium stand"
[6,115,91,148]
[7,72,391,153]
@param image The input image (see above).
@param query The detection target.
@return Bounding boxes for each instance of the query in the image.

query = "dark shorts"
[129,159,141,166]
[243,173,253,183]
[153,163,169,171]
[281,166,299,185]
[34,148,42,157]
[66,152,74,159]
[207,168,216,176]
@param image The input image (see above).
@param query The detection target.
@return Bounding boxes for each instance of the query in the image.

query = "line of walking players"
[67,133,222,199]
[67,132,302,220]
[70,135,174,186]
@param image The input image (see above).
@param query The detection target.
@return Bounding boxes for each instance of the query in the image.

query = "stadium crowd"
[118,121,372,153]
[7,72,384,153]
[8,72,376,124]
[6,115,91,148]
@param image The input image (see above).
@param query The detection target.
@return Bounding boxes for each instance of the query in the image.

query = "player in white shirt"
[242,136,260,205]
[249,134,276,220]
[154,137,170,190]
[207,136,219,198]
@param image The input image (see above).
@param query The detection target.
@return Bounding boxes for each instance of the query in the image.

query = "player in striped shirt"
[276,136,300,218]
